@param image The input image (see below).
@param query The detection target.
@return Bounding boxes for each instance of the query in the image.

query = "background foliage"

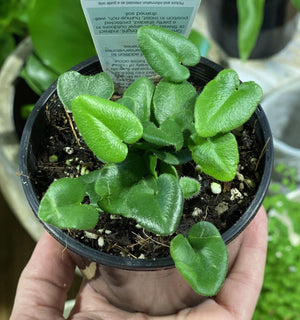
[254,166,300,319]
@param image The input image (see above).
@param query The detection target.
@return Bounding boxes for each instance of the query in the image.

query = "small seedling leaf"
[127,174,183,235]
[170,221,228,296]
[195,69,262,137]
[190,133,239,181]
[137,26,200,82]
[57,71,114,111]
[72,95,143,163]
[39,178,99,230]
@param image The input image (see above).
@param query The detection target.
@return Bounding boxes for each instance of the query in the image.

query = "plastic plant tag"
[81,0,201,91]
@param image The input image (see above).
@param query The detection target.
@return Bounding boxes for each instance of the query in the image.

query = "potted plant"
[204,0,299,60]
[19,26,273,315]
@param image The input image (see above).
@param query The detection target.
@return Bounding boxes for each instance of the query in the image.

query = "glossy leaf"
[21,53,58,95]
[123,77,155,121]
[179,177,201,199]
[28,0,95,73]
[170,221,228,296]
[190,133,239,181]
[137,26,200,82]
[153,79,197,125]
[142,119,184,150]
[39,177,99,230]
[57,71,114,111]
[95,154,147,215]
[237,0,265,61]
[72,95,143,163]
[195,69,262,138]
[127,174,183,236]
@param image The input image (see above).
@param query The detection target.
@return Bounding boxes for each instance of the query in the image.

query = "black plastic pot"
[205,0,298,59]
[19,56,273,315]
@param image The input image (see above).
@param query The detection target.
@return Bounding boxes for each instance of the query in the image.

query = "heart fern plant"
[37,26,263,296]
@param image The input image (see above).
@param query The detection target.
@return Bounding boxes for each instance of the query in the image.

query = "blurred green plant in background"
[0,0,32,65]
[254,165,300,320]
[0,0,96,95]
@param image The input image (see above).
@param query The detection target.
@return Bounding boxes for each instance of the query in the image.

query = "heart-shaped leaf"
[142,119,184,150]
[39,178,99,230]
[123,77,155,121]
[57,71,114,110]
[127,174,183,236]
[170,221,228,296]
[137,26,201,82]
[72,95,143,163]
[189,133,239,181]
[95,154,147,215]
[153,79,197,125]
[194,69,262,137]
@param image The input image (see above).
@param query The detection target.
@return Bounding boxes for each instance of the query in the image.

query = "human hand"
[10,206,267,320]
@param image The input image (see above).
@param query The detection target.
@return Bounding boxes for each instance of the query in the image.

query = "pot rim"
[19,56,273,270]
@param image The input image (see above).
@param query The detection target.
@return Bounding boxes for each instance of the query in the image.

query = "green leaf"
[57,71,114,111]
[28,0,95,74]
[190,133,239,181]
[170,221,228,296]
[39,178,99,230]
[188,29,211,57]
[142,119,184,150]
[21,53,58,95]
[237,0,266,61]
[155,148,192,165]
[127,174,183,236]
[179,177,201,199]
[153,79,197,125]
[137,26,200,82]
[78,170,103,207]
[291,0,300,10]
[95,154,147,215]
[20,104,34,119]
[159,162,178,177]
[123,77,155,121]
[170,101,196,141]
[117,96,136,114]
[195,69,262,138]
[148,155,158,179]
[72,95,143,163]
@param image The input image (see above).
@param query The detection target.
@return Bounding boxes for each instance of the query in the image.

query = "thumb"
[10,232,76,320]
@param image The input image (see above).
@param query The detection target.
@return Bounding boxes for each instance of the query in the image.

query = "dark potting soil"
[31,93,264,260]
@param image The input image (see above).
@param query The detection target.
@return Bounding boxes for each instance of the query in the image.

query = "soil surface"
[31,92,264,259]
